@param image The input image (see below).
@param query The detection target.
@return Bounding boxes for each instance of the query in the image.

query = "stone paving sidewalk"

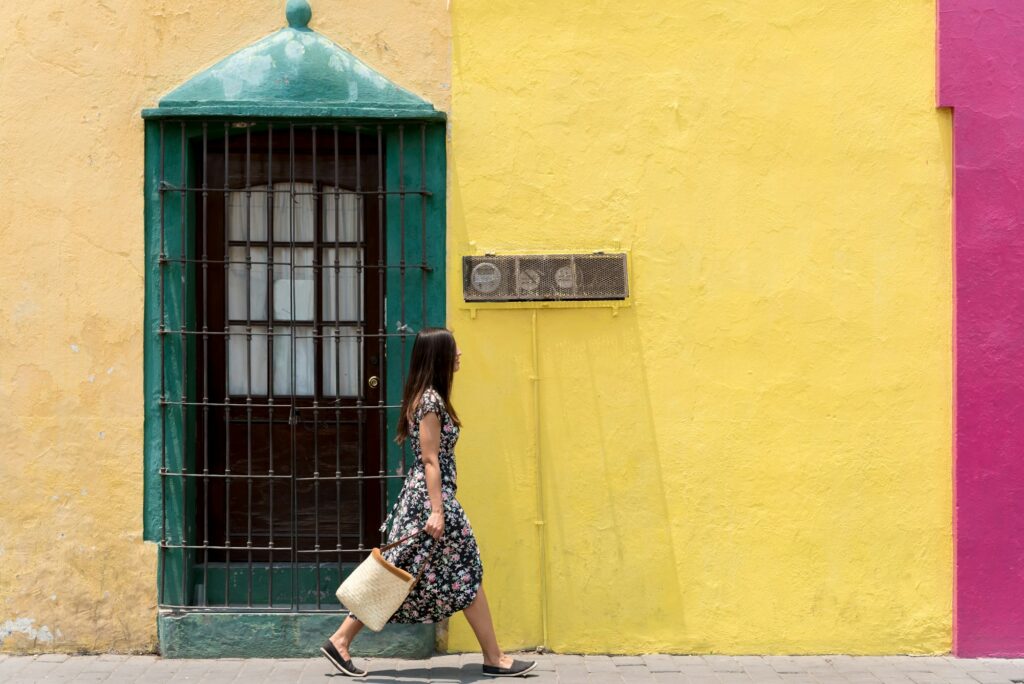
[3,652,1024,683]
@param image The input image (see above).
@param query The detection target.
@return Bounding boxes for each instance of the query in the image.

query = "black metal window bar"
[156,120,433,611]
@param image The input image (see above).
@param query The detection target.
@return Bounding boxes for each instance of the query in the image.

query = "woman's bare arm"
[419,412,445,539]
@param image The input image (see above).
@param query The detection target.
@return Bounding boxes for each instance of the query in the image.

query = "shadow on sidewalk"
[326,664,541,681]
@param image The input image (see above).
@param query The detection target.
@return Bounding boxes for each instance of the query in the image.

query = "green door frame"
[138,0,449,657]
[141,119,446,654]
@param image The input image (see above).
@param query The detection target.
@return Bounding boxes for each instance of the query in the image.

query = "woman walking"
[321,328,536,678]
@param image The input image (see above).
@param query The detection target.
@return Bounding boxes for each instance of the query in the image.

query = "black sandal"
[482,659,537,677]
[320,639,368,678]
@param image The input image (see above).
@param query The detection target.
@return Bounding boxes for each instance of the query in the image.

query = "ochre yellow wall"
[0,0,449,654]
[447,1,952,653]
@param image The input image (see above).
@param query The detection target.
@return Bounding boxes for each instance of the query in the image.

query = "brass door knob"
[368,376,379,389]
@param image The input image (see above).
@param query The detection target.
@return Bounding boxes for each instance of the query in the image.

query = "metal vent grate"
[462,253,628,302]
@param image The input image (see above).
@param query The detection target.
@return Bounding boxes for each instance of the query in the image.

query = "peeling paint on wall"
[0,619,55,647]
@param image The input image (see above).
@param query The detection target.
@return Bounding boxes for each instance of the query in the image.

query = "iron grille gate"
[152,119,444,612]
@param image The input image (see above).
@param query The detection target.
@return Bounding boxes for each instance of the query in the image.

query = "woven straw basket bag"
[335,531,433,631]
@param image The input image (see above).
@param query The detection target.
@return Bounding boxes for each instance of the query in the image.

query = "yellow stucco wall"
[0,0,449,654]
[447,0,952,654]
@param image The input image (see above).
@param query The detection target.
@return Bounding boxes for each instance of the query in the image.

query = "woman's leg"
[461,587,514,668]
[329,614,365,660]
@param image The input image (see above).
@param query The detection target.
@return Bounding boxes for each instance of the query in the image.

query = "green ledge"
[157,612,436,659]
[143,0,444,121]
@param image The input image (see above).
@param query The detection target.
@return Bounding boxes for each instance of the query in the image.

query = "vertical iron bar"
[289,123,298,609]
[180,121,188,607]
[245,125,254,608]
[333,126,343,570]
[312,124,321,609]
[223,123,232,606]
[420,125,428,329]
[398,126,408,472]
[376,126,386,543]
[267,124,275,607]
[201,122,210,606]
[418,127,428,477]
[159,121,167,605]
[355,127,365,554]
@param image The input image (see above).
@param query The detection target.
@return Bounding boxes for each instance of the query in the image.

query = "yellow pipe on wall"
[530,309,549,650]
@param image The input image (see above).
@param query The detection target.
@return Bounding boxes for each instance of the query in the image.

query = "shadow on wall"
[536,306,686,651]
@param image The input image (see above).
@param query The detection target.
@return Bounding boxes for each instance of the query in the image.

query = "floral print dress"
[378,388,483,624]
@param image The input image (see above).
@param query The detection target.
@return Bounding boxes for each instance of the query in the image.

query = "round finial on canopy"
[286,0,312,29]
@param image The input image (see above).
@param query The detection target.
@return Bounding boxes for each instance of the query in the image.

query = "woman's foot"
[482,654,537,678]
[320,639,367,678]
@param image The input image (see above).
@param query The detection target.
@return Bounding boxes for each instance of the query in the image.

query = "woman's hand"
[424,510,444,540]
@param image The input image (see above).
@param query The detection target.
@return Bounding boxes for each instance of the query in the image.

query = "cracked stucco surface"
[0,0,449,654]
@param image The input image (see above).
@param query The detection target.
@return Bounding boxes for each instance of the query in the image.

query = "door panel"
[196,128,383,603]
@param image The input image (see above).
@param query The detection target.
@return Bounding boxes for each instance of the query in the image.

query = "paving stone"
[429,654,462,667]
[110,661,165,681]
[10,659,62,679]
[813,675,853,684]
[651,674,687,684]
[642,655,679,673]
[703,655,744,672]
[716,673,755,683]
[526,671,558,684]
[742,666,784,681]
[429,664,466,680]
[842,673,882,683]
[98,653,130,662]
[777,673,817,683]
[672,656,706,667]
[81,655,121,671]
[557,664,594,678]
[613,656,646,666]
[764,657,805,674]
[968,673,1017,684]
[107,676,153,684]
[269,657,308,673]
[555,670,599,684]
[34,653,70,663]
[533,658,557,672]
[298,660,335,683]
[583,674,626,684]
[908,672,951,683]
[617,665,655,681]
[968,658,1017,670]
[679,676,724,684]
[171,660,213,680]
[586,655,619,672]
[888,657,941,673]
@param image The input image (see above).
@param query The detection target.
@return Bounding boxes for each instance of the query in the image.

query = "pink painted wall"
[938,0,1024,658]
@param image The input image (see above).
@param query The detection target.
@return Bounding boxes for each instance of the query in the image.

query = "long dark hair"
[394,327,461,444]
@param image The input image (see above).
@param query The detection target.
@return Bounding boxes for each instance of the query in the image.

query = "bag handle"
[379,529,438,585]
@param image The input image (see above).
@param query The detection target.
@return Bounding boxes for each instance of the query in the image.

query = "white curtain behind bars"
[225,182,362,397]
